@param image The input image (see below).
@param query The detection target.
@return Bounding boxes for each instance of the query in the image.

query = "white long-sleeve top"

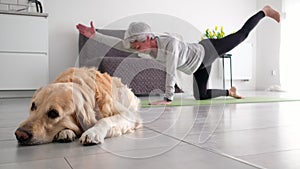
[92,32,205,100]
[155,35,205,100]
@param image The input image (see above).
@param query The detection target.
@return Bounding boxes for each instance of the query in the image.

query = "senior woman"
[77,5,280,105]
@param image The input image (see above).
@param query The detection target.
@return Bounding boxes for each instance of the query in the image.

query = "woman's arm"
[76,21,131,52]
[149,39,180,105]
[76,21,96,38]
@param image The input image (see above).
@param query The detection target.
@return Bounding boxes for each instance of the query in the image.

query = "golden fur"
[15,67,142,145]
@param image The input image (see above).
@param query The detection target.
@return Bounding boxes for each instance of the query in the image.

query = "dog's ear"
[75,103,97,131]
[94,72,117,118]
[73,86,97,131]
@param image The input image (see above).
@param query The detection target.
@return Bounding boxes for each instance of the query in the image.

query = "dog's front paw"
[54,129,77,143]
[79,128,105,145]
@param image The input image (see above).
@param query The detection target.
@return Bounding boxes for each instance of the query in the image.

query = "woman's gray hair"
[123,22,155,49]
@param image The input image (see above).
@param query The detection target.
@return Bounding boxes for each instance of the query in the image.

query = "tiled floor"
[1,91,300,169]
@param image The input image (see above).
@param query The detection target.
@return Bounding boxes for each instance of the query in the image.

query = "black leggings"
[193,11,265,100]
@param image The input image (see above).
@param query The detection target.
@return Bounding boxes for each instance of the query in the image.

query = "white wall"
[256,0,282,90]
[44,0,262,90]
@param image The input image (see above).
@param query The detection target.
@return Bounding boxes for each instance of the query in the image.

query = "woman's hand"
[76,21,96,38]
[148,100,172,105]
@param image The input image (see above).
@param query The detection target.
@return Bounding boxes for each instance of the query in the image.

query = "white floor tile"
[1,91,300,169]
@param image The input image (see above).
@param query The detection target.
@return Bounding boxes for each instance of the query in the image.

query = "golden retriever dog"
[15,67,142,145]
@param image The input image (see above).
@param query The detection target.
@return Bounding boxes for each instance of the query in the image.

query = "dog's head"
[15,82,97,145]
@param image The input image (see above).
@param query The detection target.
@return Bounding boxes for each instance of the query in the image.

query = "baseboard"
[0,90,35,99]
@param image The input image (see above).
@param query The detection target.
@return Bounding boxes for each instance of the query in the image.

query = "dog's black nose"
[15,128,32,143]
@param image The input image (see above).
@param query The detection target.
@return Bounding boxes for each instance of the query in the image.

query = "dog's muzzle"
[15,128,33,144]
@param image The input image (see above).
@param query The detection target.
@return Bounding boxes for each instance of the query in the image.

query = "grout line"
[187,143,267,169]
[236,148,300,158]
[144,126,185,142]
[183,125,295,136]
[144,126,265,169]
[64,157,74,169]
[0,138,15,142]
[0,157,74,167]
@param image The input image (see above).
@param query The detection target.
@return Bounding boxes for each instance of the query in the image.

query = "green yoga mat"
[140,96,300,108]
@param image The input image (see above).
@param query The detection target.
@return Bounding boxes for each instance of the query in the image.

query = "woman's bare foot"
[229,86,244,99]
[262,5,280,23]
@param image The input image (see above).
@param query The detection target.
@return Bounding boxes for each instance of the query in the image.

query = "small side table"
[220,53,232,89]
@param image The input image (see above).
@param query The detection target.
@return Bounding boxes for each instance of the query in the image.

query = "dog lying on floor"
[15,67,142,145]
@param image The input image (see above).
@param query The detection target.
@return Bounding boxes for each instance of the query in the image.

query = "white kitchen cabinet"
[0,13,48,90]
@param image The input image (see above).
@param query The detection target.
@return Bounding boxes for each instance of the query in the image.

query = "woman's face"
[130,36,153,54]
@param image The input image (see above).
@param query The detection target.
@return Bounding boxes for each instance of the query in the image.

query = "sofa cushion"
[99,56,164,95]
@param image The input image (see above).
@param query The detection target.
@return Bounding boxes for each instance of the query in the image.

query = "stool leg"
[229,56,233,87]
[222,57,225,89]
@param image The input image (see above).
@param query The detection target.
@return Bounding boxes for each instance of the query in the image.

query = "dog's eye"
[47,109,59,119]
[31,102,37,111]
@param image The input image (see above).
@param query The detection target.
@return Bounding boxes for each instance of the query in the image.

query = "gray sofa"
[78,29,182,96]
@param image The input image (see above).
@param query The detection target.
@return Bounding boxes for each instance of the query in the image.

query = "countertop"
[0,10,48,17]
